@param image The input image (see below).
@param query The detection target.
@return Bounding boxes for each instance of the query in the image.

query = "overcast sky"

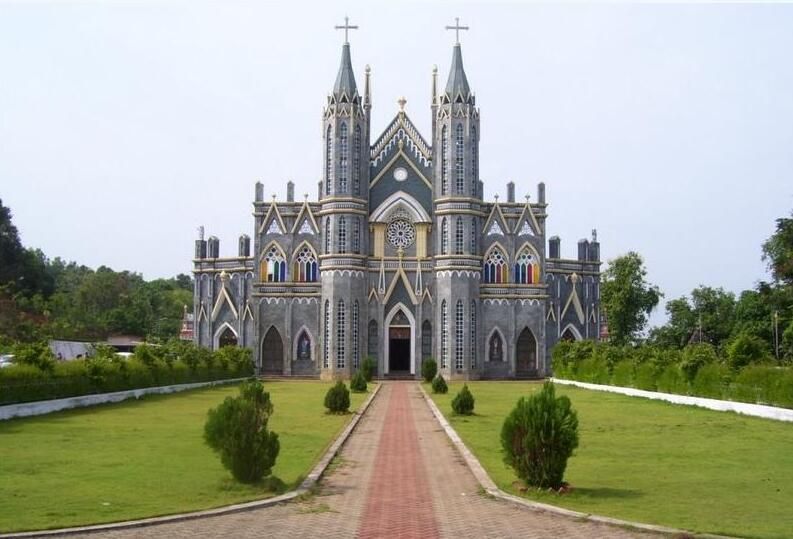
[2,1,792,326]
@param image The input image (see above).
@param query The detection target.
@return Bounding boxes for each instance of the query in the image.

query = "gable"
[369,154,432,221]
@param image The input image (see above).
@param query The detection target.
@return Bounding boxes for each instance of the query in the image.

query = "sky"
[1,1,792,327]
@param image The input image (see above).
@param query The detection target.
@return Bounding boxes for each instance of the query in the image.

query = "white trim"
[485,326,507,364]
[384,303,416,375]
[560,323,583,341]
[213,322,238,349]
[292,325,316,366]
[369,190,432,223]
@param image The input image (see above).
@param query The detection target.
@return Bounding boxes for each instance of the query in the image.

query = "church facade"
[191,35,602,380]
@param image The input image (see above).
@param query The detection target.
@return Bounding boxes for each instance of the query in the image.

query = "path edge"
[418,383,737,539]
[1,383,382,539]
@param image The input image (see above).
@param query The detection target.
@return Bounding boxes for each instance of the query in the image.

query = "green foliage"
[656,364,687,394]
[634,362,658,391]
[350,370,367,393]
[12,341,55,372]
[692,363,729,399]
[500,382,579,489]
[762,210,793,285]
[324,381,350,413]
[611,360,634,387]
[601,252,662,345]
[431,374,448,394]
[680,343,719,382]
[360,357,376,382]
[204,380,280,483]
[576,358,609,384]
[451,384,475,415]
[726,332,770,371]
[421,357,438,383]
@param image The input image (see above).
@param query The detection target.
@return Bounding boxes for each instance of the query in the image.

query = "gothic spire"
[333,42,358,99]
[445,43,471,100]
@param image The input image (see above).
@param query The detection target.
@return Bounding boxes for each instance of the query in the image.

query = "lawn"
[427,381,793,539]
[0,381,369,532]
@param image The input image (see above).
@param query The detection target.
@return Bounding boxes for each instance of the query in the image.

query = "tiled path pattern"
[69,383,662,538]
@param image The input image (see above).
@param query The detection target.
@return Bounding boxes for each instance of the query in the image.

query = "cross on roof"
[445,17,469,44]
[334,15,358,44]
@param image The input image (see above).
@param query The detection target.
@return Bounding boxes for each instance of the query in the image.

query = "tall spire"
[333,16,359,100]
[444,17,471,100]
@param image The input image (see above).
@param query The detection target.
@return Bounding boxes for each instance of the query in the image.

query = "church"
[191,23,602,380]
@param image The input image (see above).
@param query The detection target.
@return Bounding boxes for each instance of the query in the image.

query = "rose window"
[387,219,416,248]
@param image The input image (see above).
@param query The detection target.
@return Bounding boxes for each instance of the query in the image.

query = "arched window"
[262,246,286,282]
[293,245,318,283]
[338,216,347,254]
[455,300,464,370]
[489,331,504,362]
[353,125,361,196]
[352,301,360,368]
[455,124,464,194]
[441,218,448,255]
[471,126,478,195]
[323,301,330,368]
[483,248,508,284]
[470,217,477,254]
[218,327,237,348]
[470,301,477,369]
[421,320,432,361]
[324,217,331,254]
[296,331,311,361]
[514,248,537,284]
[353,217,361,254]
[440,300,448,369]
[325,125,332,195]
[441,125,449,195]
[339,123,348,194]
[455,217,464,255]
[336,300,346,368]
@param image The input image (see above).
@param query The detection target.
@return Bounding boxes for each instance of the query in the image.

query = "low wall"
[552,378,793,423]
[0,378,248,421]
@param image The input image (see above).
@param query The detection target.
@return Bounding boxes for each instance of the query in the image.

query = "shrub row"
[552,341,793,408]
[0,341,254,405]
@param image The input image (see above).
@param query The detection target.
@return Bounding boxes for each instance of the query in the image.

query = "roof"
[445,44,471,99]
[333,43,358,99]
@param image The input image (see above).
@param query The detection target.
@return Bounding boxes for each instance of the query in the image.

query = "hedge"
[0,343,254,405]
[552,341,793,409]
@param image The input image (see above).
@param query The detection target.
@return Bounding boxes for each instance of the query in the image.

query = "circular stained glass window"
[393,167,408,181]
[387,219,416,248]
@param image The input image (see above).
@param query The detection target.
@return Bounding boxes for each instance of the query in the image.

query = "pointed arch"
[293,325,314,363]
[260,242,287,283]
[385,303,416,375]
[486,327,506,363]
[292,241,319,283]
[516,327,538,374]
[483,242,509,284]
[213,322,238,349]
[261,326,283,373]
[369,190,432,223]
[561,324,583,342]
[514,242,541,284]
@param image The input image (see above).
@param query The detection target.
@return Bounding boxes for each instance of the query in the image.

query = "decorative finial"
[271,194,276,201]
[494,194,499,202]
[398,96,407,111]
[432,64,438,74]
[220,270,230,283]
[445,17,469,45]
[304,193,309,201]
[365,64,371,73]
[334,15,358,44]
[198,225,205,241]
[592,229,598,242]
[525,194,531,203]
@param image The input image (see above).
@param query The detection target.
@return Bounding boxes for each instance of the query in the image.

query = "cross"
[335,16,358,44]
[445,17,469,44]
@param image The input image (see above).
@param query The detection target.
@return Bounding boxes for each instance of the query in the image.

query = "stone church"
[192,29,602,380]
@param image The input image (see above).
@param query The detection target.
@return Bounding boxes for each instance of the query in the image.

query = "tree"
[601,252,662,345]
[204,380,280,483]
[650,297,696,348]
[726,332,770,371]
[762,210,793,285]
[501,382,579,489]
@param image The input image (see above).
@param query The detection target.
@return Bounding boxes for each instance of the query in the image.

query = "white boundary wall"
[0,378,248,421]
[552,378,793,423]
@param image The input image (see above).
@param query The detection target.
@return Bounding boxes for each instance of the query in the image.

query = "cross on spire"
[334,15,358,44]
[445,17,469,44]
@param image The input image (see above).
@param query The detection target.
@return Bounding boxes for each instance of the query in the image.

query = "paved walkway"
[70,383,661,538]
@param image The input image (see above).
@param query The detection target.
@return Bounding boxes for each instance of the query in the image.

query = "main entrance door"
[389,326,410,372]
[516,327,538,377]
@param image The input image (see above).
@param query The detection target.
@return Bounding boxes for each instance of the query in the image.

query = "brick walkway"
[68,383,661,538]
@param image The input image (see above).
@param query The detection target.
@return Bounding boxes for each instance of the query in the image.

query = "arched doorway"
[261,326,283,374]
[516,327,538,376]
[218,327,238,348]
[385,304,415,374]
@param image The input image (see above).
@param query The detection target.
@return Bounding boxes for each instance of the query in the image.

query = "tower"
[432,20,482,380]
[319,18,370,379]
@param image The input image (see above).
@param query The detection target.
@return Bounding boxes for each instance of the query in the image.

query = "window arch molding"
[485,326,508,364]
[260,241,288,283]
[482,242,510,284]
[514,241,542,285]
[291,241,319,283]
[292,325,315,363]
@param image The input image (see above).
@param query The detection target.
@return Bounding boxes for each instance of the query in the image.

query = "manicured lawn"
[427,381,793,539]
[0,381,369,532]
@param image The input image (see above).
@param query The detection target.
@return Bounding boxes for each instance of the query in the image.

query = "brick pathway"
[67,383,662,539]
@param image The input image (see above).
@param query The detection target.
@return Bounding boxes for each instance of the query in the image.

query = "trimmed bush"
[726,332,770,371]
[324,381,351,413]
[421,358,438,383]
[611,360,634,387]
[350,370,367,393]
[634,362,658,391]
[360,357,376,382]
[577,358,609,384]
[451,384,475,415]
[681,343,718,382]
[656,364,687,394]
[431,374,448,394]
[501,381,579,489]
[204,380,280,483]
[692,363,729,399]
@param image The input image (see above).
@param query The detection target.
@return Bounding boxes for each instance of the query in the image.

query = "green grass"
[0,381,369,532]
[427,381,793,539]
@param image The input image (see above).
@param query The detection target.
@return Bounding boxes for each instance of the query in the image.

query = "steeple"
[333,42,358,101]
[445,44,471,100]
